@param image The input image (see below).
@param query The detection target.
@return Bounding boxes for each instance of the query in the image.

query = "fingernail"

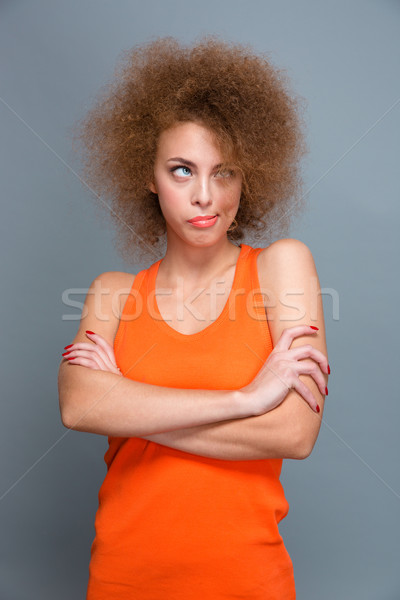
[316,404,320,413]
[86,330,95,335]
[325,387,328,396]
[328,364,331,375]
[65,356,76,360]
[64,344,73,349]
[62,351,72,356]
[310,326,319,330]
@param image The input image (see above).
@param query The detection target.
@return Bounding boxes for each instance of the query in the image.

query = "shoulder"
[255,238,325,346]
[66,270,138,349]
[88,270,137,317]
[89,270,136,290]
[84,270,137,329]
[256,238,316,288]
[89,270,136,286]
[258,237,315,267]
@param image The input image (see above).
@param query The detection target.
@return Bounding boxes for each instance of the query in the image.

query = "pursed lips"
[187,215,218,227]
[188,215,217,223]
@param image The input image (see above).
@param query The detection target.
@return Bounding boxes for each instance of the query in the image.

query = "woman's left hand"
[61,331,122,376]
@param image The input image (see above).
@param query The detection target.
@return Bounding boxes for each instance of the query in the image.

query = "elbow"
[60,400,91,431]
[291,437,315,460]
[58,379,84,430]
[59,391,90,431]
[289,431,317,460]
[59,397,77,430]
[58,366,75,429]
[292,441,314,460]
[58,364,89,431]
[60,410,73,430]
[60,413,71,430]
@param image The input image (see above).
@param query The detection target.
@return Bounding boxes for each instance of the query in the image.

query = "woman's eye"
[173,166,192,177]
[215,169,234,178]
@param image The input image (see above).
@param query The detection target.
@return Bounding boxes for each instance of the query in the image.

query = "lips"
[187,215,218,228]
[188,215,217,223]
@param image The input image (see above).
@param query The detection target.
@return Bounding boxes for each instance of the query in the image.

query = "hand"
[62,331,122,376]
[240,325,328,415]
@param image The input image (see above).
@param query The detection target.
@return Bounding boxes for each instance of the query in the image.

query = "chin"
[190,232,229,248]
[166,222,230,249]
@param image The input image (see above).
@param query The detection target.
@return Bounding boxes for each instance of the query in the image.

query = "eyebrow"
[167,157,224,169]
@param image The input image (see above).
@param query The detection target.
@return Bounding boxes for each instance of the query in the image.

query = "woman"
[58,37,329,599]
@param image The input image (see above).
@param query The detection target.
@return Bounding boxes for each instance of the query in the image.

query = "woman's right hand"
[240,325,329,416]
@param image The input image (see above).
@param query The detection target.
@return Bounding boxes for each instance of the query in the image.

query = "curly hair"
[72,36,307,262]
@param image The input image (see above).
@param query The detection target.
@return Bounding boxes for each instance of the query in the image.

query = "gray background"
[1,1,399,598]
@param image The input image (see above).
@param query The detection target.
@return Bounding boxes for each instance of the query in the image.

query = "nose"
[191,175,212,207]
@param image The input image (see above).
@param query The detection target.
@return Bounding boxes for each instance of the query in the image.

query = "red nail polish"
[316,404,320,413]
[62,351,72,356]
[65,356,76,360]
[86,330,95,335]
[310,326,319,330]
[328,364,331,375]
[325,387,328,396]
[64,344,73,349]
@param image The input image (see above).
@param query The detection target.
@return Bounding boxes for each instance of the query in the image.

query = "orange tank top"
[87,244,295,600]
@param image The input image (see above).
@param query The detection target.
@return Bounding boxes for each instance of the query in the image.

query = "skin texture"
[143,239,329,459]
[58,122,329,460]
[72,37,306,261]
[150,122,242,253]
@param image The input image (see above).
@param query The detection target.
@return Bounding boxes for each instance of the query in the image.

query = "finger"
[288,345,329,374]
[65,350,122,375]
[292,359,327,396]
[66,351,108,371]
[291,378,321,413]
[64,353,123,377]
[64,344,110,367]
[85,331,118,366]
[63,342,108,361]
[64,348,107,366]
[66,336,119,371]
[273,325,319,353]
[64,342,101,352]
[64,356,103,370]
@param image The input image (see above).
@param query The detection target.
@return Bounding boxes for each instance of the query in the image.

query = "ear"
[148,181,157,194]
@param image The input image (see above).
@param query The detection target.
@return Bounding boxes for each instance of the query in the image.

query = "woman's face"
[149,121,242,249]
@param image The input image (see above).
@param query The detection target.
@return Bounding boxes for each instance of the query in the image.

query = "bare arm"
[142,239,329,459]
[58,268,323,437]
[58,272,248,436]
[59,365,248,437]
[58,241,328,453]
[141,398,319,460]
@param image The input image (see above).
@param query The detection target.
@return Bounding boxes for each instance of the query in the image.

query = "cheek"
[157,188,182,220]
[154,178,173,203]
[221,184,241,213]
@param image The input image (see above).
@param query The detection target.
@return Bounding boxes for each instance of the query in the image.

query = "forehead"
[156,121,223,162]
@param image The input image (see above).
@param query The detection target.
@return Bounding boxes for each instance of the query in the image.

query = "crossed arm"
[140,393,323,460]
[58,239,329,460]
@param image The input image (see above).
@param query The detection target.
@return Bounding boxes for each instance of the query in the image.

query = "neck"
[159,235,241,284]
